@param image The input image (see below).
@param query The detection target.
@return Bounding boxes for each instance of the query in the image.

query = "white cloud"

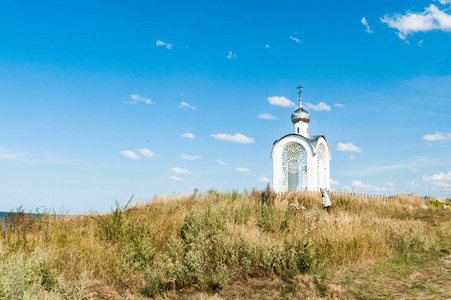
[349,155,355,160]
[180,153,202,160]
[423,170,451,188]
[417,39,424,46]
[381,4,451,41]
[236,167,251,172]
[304,102,331,111]
[334,103,344,107]
[139,148,157,157]
[361,17,373,33]
[120,150,140,159]
[422,131,451,141]
[170,175,184,181]
[156,40,173,49]
[171,167,193,175]
[178,102,196,110]
[227,51,236,59]
[265,44,270,48]
[217,159,227,165]
[352,180,387,192]
[267,96,296,108]
[337,142,363,152]
[258,113,277,120]
[123,94,154,105]
[352,180,372,189]
[211,133,255,144]
[411,167,421,173]
[260,177,271,183]
[290,36,301,43]
[181,133,195,139]
[330,179,340,186]
[439,0,451,5]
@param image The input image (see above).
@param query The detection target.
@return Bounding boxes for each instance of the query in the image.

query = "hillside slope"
[1,189,450,299]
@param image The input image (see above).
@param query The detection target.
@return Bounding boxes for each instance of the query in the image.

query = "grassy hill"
[1,188,450,299]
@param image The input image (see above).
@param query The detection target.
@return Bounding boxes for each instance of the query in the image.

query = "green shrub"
[181,211,206,243]
[93,198,132,243]
[207,264,230,291]
[258,203,277,232]
[0,249,89,300]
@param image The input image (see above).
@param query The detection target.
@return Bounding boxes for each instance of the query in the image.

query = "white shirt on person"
[322,190,331,207]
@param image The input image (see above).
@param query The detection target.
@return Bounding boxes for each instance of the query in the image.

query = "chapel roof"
[270,134,331,159]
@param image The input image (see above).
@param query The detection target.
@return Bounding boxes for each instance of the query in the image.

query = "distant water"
[0,211,39,227]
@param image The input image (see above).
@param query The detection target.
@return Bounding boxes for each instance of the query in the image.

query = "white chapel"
[271,85,331,192]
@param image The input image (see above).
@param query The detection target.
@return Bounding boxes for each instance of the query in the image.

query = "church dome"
[291,107,310,124]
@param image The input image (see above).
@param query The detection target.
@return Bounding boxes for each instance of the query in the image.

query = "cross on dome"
[296,84,304,100]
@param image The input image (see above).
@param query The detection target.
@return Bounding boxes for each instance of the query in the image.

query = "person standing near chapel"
[320,188,331,213]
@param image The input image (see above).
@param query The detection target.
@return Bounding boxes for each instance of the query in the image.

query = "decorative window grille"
[281,143,307,192]
[317,144,326,188]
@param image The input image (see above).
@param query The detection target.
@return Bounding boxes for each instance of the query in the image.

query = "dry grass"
[1,190,450,299]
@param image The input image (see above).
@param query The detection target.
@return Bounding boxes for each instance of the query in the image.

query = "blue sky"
[1,0,450,213]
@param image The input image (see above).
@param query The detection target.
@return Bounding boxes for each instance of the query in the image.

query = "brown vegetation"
[0,189,450,299]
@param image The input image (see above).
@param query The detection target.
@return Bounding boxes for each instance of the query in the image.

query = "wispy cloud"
[381,4,451,42]
[386,182,396,188]
[290,36,302,43]
[139,148,157,157]
[217,159,227,165]
[180,153,202,160]
[0,146,29,161]
[236,167,251,172]
[267,96,296,108]
[178,102,196,110]
[265,44,270,48]
[227,51,236,59]
[123,94,154,105]
[336,143,363,152]
[304,102,331,111]
[422,131,451,141]
[211,133,255,144]
[0,146,73,164]
[170,175,184,181]
[361,17,373,33]
[156,40,173,49]
[258,113,277,120]
[181,133,195,139]
[260,176,271,183]
[330,179,340,186]
[339,162,426,176]
[352,180,387,192]
[334,103,344,107]
[411,167,421,173]
[171,167,193,175]
[119,150,140,159]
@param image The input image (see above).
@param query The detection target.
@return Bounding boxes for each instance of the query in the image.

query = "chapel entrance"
[282,143,307,192]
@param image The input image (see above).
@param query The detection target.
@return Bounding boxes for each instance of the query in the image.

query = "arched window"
[317,144,326,188]
[281,143,307,192]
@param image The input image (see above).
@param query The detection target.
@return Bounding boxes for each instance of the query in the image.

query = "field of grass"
[1,187,450,299]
